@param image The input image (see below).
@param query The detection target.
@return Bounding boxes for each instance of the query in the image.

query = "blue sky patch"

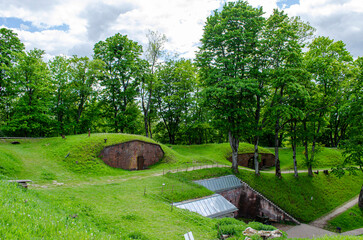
[0,17,69,32]
[277,0,300,9]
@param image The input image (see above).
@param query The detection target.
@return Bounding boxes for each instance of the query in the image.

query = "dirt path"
[310,195,359,228]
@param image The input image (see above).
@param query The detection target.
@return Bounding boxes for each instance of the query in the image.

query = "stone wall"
[219,184,299,224]
[99,140,164,170]
[227,153,275,169]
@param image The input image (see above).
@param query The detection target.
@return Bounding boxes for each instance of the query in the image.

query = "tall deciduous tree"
[0,28,24,127]
[48,55,71,135]
[154,59,196,144]
[331,56,362,177]
[263,10,314,178]
[5,49,53,137]
[197,1,264,173]
[94,33,142,133]
[141,30,167,138]
[304,36,353,176]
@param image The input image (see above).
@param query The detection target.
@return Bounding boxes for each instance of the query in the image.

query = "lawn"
[0,134,361,239]
[327,204,363,232]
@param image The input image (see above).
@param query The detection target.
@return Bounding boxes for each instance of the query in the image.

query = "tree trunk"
[274,119,281,178]
[291,120,298,178]
[229,131,239,174]
[253,136,260,175]
[359,185,363,210]
[143,111,149,138]
[253,95,261,175]
[292,143,298,178]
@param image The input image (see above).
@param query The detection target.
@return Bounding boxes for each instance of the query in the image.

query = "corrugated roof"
[194,175,242,193]
[173,194,238,218]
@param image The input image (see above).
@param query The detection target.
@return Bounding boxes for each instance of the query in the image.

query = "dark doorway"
[137,156,144,170]
[248,158,254,169]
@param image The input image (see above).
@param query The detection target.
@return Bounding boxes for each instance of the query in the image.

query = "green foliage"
[216,218,246,239]
[154,58,197,144]
[3,49,54,137]
[0,28,25,125]
[94,33,143,133]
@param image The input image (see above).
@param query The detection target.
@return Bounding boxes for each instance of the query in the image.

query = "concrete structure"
[227,153,275,169]
[195,175,299,224]
[99,140,164,170]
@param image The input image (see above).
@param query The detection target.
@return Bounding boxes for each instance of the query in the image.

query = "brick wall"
[227,153,275,169]
[99,140,164,170]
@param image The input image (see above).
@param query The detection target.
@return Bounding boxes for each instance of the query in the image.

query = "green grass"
[169,168,363,222]
[0,134,360,239]
[0,181,113,239]
[327,204,363,232]
[276,147,344,171]
[170,142,271,163]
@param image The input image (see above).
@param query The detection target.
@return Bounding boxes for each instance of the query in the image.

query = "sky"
[1,0,362,61]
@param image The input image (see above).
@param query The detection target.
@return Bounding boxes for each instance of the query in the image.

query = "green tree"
[68,56,104,134]
[93,33,142,133]
[0,28,25,128]
[263,10,314,177]
[154,59,196,144]
[4,49,53,137]
[141,30,167,138]
[197,1,264,173]
[303,36,353,176]
[331,57,363,177]
[48,55,71,135]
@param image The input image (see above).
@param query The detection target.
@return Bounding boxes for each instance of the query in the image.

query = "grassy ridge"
[277,147,344,170]
[327,204,363,232]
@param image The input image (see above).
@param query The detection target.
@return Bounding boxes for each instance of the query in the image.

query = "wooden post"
[88,128,91,137]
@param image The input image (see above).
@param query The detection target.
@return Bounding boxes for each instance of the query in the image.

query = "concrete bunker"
[194,175,299,224]
[99,140,164,170]
[227,153,275,169]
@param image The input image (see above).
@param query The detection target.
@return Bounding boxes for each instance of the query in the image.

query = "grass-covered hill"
[0,133,361,239]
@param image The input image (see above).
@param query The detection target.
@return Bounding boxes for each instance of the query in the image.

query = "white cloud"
[286,0,363,57]
[1,0,362,60]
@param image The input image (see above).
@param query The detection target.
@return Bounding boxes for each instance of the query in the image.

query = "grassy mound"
[277,147,344,170]
[171,143,272,164]
[327,204,363,232]
[168,168,363,222]
[0,148,22,178]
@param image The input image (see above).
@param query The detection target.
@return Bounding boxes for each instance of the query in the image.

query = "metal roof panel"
[173,194,238,218]
[194,175,242,193]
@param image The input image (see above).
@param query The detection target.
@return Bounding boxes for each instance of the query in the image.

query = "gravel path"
[286,224,337,238]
